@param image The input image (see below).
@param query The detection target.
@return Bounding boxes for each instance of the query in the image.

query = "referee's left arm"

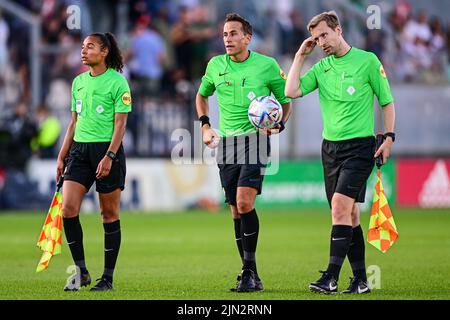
[108,113,128,155]
[96,113,127,180]
[369,54,396,164]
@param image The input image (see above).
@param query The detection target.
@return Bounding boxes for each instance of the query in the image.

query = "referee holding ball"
[56,32,132,291]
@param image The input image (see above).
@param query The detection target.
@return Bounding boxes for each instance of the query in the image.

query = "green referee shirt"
[300,47,394,141]
[199,51,291,137]
[71,68,132,142]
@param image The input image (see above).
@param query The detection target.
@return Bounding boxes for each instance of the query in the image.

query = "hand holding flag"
[367,134,398,253]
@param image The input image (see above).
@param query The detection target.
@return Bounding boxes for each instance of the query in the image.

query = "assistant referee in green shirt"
[56,32,132,292]
[197,13,292,292]
[285,11,396,294]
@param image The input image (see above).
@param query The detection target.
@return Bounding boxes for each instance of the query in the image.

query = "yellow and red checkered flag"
[367,134,398,252]
[36,177,64,272]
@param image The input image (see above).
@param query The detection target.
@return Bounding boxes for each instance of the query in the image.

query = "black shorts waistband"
[323,136,374,145]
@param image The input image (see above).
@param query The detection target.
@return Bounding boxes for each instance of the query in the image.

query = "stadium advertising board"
[257,161,396,210]
[397,159,450,208]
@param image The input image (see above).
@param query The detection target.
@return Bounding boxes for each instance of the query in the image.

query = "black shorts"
[321,136,375,206]
[64,142,126,193]
[217,133,270,206]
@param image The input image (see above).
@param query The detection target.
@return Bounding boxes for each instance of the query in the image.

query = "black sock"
[347,225,367,281]
[233,219,244,265]
[240,209,259,274]
[63,216,88,274]
[327,225,353,280]
[103,220,121,282]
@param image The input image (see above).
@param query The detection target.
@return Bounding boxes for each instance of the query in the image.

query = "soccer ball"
[248,96,283,129]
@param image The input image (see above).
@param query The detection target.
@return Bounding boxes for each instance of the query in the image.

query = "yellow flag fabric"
[36,191,63,272]
[368,169,398,252]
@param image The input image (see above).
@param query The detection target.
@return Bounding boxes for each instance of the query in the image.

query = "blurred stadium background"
[0,0,449,300]
[1,0,449,212]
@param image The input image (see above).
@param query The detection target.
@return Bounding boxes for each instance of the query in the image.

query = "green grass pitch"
[0,208,449,300]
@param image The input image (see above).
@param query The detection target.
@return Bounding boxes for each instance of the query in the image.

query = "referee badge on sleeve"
[121,92,132,106]
[280,69,287,80]
[380,65,387,78]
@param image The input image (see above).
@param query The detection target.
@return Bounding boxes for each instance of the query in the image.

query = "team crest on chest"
[347,86,356,96]
[247,91,256,101]
[96,105,104,113]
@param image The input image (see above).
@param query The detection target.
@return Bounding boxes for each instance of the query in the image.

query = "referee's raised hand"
[297,36,316,57]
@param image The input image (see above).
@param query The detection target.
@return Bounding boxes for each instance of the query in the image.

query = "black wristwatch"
[106,150,116,160]
[384,132,396,142]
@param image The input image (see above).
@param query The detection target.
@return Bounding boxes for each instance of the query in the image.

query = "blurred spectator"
[398,10,433,82]
[127,14,167,98]
[402,10,432,44]
[285,9,307,56]
[31,104,61,158]
[390,0,412,32]
[153,6,176,72]
[189,5,215,80]
[365,29,386,61]
[171,6,195,80]
[0,102,37,171]
[0,11,9,75]
[429,17,446,54]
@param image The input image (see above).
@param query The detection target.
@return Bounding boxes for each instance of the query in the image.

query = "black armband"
[199,115,211,128]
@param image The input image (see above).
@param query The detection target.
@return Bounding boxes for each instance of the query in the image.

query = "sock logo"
[243,232,257,237]
[331,237,347,241]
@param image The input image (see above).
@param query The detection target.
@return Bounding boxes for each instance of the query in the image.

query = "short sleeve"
[267,59,291,105]
[300,64,319,97]
[113,76,132,113]
[368,54,394,106]
[71,78,77,112]
[198,59,216,97]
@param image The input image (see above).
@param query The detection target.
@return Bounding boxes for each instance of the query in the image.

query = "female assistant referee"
[56,32,132,291]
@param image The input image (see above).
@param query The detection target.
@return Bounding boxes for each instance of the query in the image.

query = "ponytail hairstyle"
[89,32,124,73]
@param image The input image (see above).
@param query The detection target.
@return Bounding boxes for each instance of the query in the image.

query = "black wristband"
[384,132,396,142]
[278,121,285,133]
[199,115,211,128]
[106,150,116,160]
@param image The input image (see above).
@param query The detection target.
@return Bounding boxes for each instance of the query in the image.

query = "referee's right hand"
[56,158,65,183]
[297,36,316,57]
[202,127,220,149]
